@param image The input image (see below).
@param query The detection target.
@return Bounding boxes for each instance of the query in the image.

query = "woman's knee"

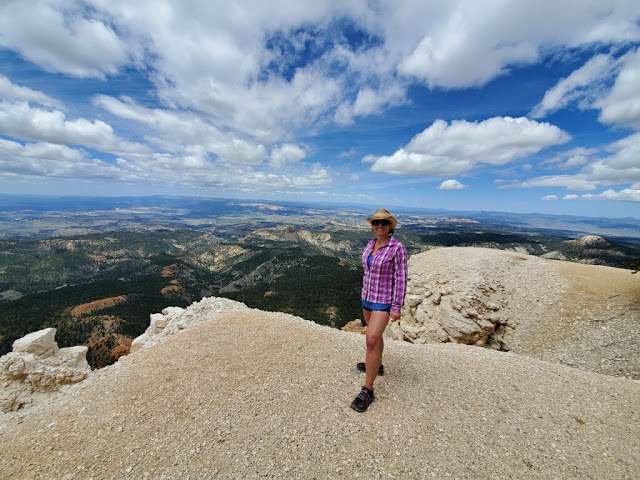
[365,311,389,348]
[365,332,382,350]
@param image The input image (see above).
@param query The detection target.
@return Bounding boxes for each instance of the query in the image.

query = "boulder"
[0,329,91,413]
[12,328,58,357]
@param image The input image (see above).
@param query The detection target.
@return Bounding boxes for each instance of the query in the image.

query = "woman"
[351,208,408,412]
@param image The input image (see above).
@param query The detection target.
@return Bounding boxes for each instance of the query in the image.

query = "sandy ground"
[1,248,639,479]
[512,257,640,379]
[1,308,639,479]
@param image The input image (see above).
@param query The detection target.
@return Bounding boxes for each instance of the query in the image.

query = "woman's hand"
[390,311,401,322]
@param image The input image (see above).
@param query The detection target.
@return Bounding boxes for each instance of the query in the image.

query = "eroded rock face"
[391,270,508,347]
[0,328,91,413]
[386,247,566,351]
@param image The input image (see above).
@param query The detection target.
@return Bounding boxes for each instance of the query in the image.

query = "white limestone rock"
[12,328,58,357]
[0,329,91,413]
[55,346,91,370]
[131,296,250,351]
[129,334,149,354]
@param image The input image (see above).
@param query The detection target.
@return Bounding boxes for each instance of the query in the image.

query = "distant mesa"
[565,235,611,248]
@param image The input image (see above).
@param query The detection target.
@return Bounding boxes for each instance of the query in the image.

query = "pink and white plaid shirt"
[361,237,408,314]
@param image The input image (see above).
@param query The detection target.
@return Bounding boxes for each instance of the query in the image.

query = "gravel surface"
[1,307,639,479]
[508,254,640,380]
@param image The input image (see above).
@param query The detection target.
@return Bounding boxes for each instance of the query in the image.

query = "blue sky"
[0,1,639,218]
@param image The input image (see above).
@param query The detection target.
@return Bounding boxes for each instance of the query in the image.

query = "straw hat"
[366,208,397,230]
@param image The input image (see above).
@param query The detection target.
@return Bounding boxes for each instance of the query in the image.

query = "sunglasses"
[371,219,391,226]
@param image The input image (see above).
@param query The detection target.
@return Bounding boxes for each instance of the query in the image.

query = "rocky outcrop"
[387,247,568,351]
[0,290,23,302]
[342,319,367,334]
[540,250,568,261]
[566,235,611,248]
[383,247,640,380]
[0,299,250,416]
[131,296,250,352]
[0,328,90,413]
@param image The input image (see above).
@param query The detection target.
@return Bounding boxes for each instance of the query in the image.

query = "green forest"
[0,231,365,368]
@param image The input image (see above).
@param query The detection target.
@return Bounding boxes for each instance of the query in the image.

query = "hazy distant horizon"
[1,192,639,222]
[1,2,639,218]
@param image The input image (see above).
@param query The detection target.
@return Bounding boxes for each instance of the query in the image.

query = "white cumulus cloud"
[505,130,640,203]
[438,179,467,190]
[531,47,640,131]
[0,0,132,78]
[597,48,640,129]
[0,100,148,154]
[0,138,121,179]
[506,175,598,191]
[0,75,63,108]
[368,117,570,176]
[541,147,598,170]
[270,144,307,169]
[93,95,267,165]
[582,188,640,202]
[530,54,617,119]
[394,0,640,88]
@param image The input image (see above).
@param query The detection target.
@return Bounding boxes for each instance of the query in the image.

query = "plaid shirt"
[361,237,408,314]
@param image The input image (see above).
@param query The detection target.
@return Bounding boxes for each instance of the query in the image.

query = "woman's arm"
[390,243,408,318]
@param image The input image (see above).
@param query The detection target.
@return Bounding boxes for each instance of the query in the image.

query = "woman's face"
[371,219,391,236]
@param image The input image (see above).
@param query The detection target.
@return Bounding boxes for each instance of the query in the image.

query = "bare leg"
[362,309,384,365]
[362,308,371,326]
[363,310,390,391]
